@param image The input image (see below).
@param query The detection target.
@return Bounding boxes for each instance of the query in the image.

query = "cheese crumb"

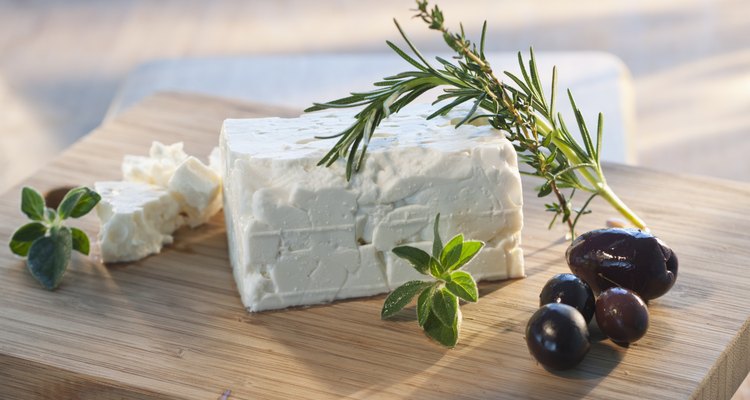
[123,142,188,187]
[168,156,223,227]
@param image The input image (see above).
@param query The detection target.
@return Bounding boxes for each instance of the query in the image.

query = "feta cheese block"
[95,181,183,263]
[221,103,525,312]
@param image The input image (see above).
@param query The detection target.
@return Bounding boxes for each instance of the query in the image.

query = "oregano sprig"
[9,186,101,289]
[306,0,648,238]
[381,214,484,347]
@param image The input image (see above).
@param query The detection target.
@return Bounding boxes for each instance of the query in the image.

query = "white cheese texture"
[221,104,524,312]
[95,181,182,262]
[95,142,222,262]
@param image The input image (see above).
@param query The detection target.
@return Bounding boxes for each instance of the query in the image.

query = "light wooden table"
[1,0,749,397]
[0,93,748,399]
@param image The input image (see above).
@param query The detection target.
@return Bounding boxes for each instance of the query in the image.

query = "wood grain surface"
[0,92,748,399]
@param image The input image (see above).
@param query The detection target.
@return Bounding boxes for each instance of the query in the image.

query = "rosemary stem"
[598,184,649,231]
[532,116,647,230]
[555,143,648,230]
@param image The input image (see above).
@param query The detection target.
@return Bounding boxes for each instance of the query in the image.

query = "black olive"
[539,273,595,324]
[566,228,678,301]
[44,186,76,210]
[596,287,649,344]
[525,303,590,370]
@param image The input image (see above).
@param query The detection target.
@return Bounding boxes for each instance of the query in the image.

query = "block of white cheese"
[95,143,223,263]
[95,181,183,263]
[221,104,524,312]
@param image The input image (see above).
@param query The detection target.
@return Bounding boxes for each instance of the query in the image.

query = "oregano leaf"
[423,311,458,347]
[9,222,48,257]
[428,256,444,278]
[381,280,430,319]
[431,287,458,327]
[58,187,100,219]
[417,284,436,327]
[432,213,442,258]
[70,227,90,255]
[27,227,72,290]
[67,189,101,219]
[380,212,486,347]
[448,240,485,272]
[21,187,45,221]
[446,270,479,302]
[392,245,431,275]
[57,187,85,219]
[10,241,33,259]
[440,234,463,270]
[11,185,100,290]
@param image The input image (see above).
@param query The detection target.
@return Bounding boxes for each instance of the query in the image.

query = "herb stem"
[598,184,648,231]
[532,115,647,231]
[549,179,575,234]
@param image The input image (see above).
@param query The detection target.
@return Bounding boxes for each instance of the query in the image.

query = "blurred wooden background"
[0,1,748,397]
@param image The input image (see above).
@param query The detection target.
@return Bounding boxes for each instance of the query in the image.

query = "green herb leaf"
[445,270,478,302]
[428,256,444,278]
[58,187,101,219]
[423,311,458,347]
[70,227,90,255]
[11,185,99,290]
[417,283,436,327]
[9,222,48,257]
[381,212,486,347]
[381,280,431,319]
[26,227,72,290]
[431,287,458,326]
[392,245,431,275]
[448,240,485,272]
[440,234,463,270]
[21,187,46,221]
[432,213,442,258]
[45,207,57,222]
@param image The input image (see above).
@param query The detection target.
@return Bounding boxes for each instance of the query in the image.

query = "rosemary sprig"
[305,0,647,237]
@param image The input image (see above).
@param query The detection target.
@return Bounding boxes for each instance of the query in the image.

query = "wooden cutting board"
[0,92,748,400]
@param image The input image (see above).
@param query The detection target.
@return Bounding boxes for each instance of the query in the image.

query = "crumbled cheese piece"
[168,156,222,227]
[95,181,182,263]
[122,141,188,187]
[208,146,222,177]
[96,144,223,263]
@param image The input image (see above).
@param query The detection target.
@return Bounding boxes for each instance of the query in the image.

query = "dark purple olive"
[539,273,595,324]
[595,287,649,344]
[566,228,678,301]
[45,186,76,210]
[526,303,590,370]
